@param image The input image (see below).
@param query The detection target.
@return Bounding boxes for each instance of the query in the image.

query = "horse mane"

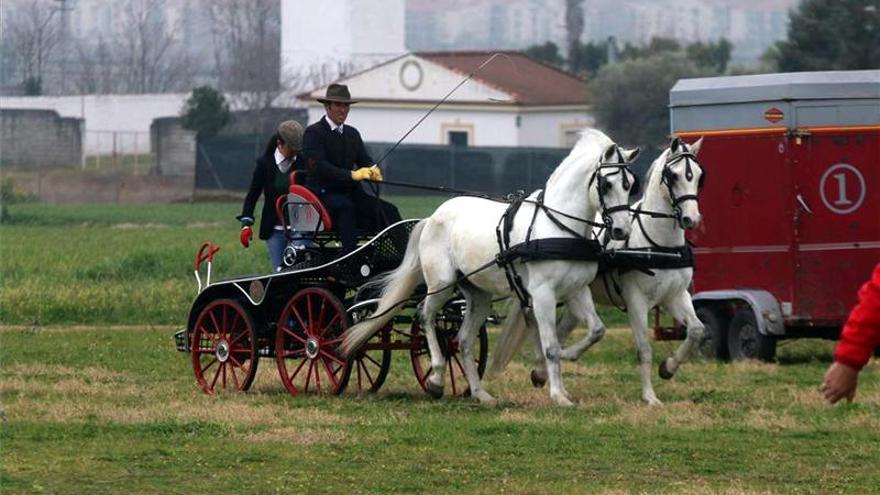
[545,128,611,190]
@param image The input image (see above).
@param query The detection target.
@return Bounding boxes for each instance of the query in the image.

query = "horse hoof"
[553,395,574,407]
[658,359,675,380]
[425,381,444,399]
[530,370,547,388]
[474,390,497,405]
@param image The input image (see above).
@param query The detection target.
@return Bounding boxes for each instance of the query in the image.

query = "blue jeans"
[266,229,287,272]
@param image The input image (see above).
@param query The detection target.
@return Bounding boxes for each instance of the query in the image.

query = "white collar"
[325,115,344,134]
[274,148,292,173]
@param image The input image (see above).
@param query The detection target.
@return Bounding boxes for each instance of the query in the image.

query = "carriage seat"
[275,172,333,238]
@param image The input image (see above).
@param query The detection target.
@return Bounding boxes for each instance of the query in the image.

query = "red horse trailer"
[669,70,880,360]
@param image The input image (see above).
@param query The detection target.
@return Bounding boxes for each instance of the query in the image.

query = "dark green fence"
[196,135,654,196]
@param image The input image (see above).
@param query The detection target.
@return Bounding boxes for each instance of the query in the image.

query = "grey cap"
[277,120,303,150]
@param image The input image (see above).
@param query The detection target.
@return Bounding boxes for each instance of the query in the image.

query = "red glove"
[240,226,253,248]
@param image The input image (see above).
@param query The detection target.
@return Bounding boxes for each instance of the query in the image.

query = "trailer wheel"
[410,306,489,398]
[342,323,392,394]
[275,287,350,396]
[727,308,776,362]
[695,306,729,360]
[191,299,259,394]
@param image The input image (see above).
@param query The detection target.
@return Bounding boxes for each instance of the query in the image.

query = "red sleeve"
[834,263,880,370]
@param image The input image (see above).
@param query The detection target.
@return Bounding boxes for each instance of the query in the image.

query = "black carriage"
[175,179,489,398]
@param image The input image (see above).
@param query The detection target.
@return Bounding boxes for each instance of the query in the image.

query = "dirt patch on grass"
[241,427,347,445]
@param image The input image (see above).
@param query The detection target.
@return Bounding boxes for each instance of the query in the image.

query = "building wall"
[0,109,83,168]
[518,110,594,148]
[306,104,527,147]
[0,93,188,154]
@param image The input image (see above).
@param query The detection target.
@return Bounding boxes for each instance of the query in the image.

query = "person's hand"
[369,165,383,181]
[240,225,253,248]
[351,167,373,181]
[821,362,859,404]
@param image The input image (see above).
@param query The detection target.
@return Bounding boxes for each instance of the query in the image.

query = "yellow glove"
[351,167,372,181]
[369,165,384,181]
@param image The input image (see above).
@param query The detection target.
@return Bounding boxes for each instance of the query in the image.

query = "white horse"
[341,129,639,406]
[489,137,705,405]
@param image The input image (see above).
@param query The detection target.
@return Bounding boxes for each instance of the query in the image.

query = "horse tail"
[341,219,427,357]
[486,303,531,377]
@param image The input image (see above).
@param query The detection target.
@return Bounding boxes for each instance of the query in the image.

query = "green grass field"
[1,201,878,494]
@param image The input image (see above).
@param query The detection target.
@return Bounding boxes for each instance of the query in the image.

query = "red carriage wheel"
[342,323,392,394]
[410,305,489,397]
[191,299,259,394]
[275,287,350,396]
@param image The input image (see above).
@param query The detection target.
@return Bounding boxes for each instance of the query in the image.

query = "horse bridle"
[660,150,703,222]
[589,162,636,228]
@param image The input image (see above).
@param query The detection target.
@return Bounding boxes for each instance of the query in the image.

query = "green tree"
[590,52,706,148]
[523,41,565,69]
[569,41,608,78]
[180,86,230,139]
[774,0,880,71]
[686,38,732,73]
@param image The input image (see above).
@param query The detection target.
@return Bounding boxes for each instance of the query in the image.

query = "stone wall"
[1,109,83,168]
[151,117,196,176]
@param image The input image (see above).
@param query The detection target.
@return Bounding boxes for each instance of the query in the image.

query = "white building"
[300,51,592,148]
[280,0,407,89]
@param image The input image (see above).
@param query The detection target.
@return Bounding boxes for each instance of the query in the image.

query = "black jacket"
[302,118,373,193]
[238,152,299,240]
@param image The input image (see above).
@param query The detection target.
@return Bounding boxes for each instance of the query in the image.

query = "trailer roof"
[670,70,880,107]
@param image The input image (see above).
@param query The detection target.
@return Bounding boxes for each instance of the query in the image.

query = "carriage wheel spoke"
[229,363,241,389]
[320,313,340,336]
[292,307,310,336]
[282,348,306,358]
[200,357,218,373]
[321,357,340,389]
[306,295,315,331]
[287,354,309,382]
[281,325,308,343]
[318,348,345,365]
[447,360,458,395]
[303,359,315,391]
[358,359,375,386]
[361,353,382,368]
[210,362,223,390]
[317,297,328,332]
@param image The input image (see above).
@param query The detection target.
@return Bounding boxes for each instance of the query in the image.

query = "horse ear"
[622,147,640,163]
[670,136,682,152]
[603,144,617,162]
[690,137,704,155]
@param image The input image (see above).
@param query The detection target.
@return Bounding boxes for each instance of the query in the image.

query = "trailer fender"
[692,289,785,337]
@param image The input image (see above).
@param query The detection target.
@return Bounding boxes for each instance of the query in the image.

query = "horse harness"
[493,163,632,312]
[599,150,704,311]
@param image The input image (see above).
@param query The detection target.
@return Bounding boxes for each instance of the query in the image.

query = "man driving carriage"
[302,83,401,253]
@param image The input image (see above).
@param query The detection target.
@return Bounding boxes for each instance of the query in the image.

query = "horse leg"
[456,286,495,404]
[419,287,456,399]
[531,295,605,386]
[658,291,705,380]
[626,294,662,406]
[560,292,606,360]
[529,287,573,406]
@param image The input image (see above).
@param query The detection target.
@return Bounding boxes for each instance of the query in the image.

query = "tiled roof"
[418,51,588,106]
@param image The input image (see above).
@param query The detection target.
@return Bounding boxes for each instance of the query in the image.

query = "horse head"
[659,136,705,230]
[592,143,640,241]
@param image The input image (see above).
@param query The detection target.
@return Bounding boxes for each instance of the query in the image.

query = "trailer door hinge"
[789,129,812,145]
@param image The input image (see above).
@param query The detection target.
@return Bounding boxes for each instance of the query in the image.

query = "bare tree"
[72,36,117,94]
[209,0,281,114]
[2,0,60,94]
[118,0,192,93]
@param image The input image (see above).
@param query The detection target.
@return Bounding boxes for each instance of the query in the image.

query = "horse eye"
[600,181,612,195]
